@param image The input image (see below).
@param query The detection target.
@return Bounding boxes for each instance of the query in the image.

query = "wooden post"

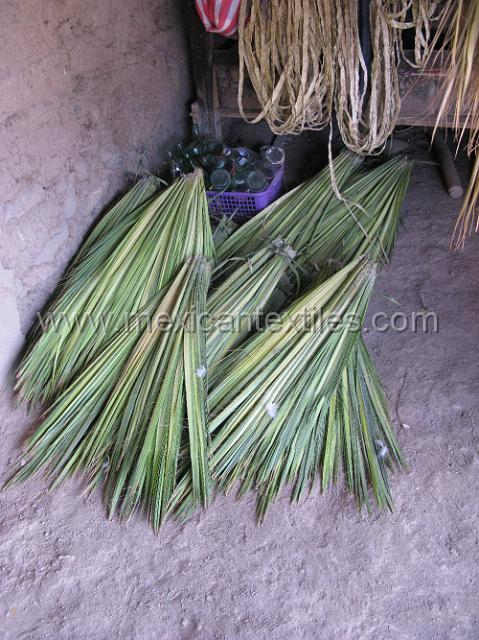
[431,131,464,199]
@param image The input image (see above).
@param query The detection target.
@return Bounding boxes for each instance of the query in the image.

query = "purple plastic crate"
[207,168,284,220]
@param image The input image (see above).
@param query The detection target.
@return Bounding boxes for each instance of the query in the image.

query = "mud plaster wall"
[0,0,192,384]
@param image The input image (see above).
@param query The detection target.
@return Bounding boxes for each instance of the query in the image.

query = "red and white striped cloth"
[195,0,241,37]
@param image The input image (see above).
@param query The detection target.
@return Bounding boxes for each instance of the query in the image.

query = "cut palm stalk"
[16,170,213,406]
[204,152,364,366]
[208,259,375,479]
[6,287,171,488]
[253,336,403,519]
[251,160,410,515]
[219,156,410,268]
[10,166,215,530]
[99,256,212,528]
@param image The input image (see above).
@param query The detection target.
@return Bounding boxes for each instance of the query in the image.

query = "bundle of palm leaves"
[208,259,378,505]
[19,177,161,359]
[16,170,211,405]
[9,153,411,531]
[171,157,410,521]
[10,171,215,530]
[207,152,363,365]
[218,156,410,268]
[216,151,363,262]
[206,155,410,369]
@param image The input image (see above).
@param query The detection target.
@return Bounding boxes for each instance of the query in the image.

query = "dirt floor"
[1,145,479,639]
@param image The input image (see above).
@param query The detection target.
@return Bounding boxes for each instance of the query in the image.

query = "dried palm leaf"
[428,0,479,248]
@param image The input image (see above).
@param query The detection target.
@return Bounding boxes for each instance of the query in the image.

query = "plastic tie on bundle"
[271,238,297,263]
[265,401,279,419]
[375,439,389,459]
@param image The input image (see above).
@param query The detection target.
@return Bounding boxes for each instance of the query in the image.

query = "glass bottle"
[210,168,232,191]
[246,169,267,192]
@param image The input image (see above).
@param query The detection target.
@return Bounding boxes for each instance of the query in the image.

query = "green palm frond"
[9,150,412,530]
[172,157,410,522]
[16,170,214,406]
[171,259,376,520]
[9,257,213,532]
[206,156,410,371]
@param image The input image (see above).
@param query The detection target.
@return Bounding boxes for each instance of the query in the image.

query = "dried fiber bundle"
[381,1,441,68]
[427,0,479,248]
[238,0,441,152]
[238,0,334,133]
[334,0,402,154]
[16,170,213,405]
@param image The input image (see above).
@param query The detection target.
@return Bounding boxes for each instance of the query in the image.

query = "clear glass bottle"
[260,146,285,178]
[265,146,285,167]
[210,168,232,191]
[231,169,248,191]
[246,169,267,192]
